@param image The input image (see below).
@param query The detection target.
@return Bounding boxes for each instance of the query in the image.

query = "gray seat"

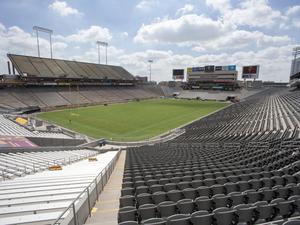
[196,186,210,197]
[253,201,274,223]
[178,181,190,190]
[121,187,135,196]
[167,190,182,202]
[195,196,212,211]
[120,195,135,207]
[136,186,149,195]
[158,201,177,218]
[165,183,177,192]
[138,204,157,222]
[118,206,137,223]
[224,182,238,194]
[271,198,294,219]
[244,189,262,203]
[211,184,224,195]
[190,210,212,225]
[166,214,190,225]
[119,221,139,225]
[182,188,197,200]
[212,194,229,208]
[142,218,166,225]
[137,193,153,206]
[233,204,257,224]
[228,192,245,206]
[259,187,274,202]
[191,180,202,188]
[150,184,164,194]
[213,207,237,225]
[177,199,194,214]
[283,220,300,225]
[153,191,168,205]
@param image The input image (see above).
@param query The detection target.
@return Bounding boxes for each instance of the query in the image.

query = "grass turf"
[38,99,228,141]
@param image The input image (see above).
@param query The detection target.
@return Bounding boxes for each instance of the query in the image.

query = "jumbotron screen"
[242,65,259,79]
[173,69,184,79]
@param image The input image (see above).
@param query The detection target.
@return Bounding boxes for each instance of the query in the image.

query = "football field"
[38,99,228,141]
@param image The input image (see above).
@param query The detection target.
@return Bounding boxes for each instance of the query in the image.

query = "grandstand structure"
[0,54,164,111]
[1,51,300,225]
[117,87,300,225]
[186,65,238,91]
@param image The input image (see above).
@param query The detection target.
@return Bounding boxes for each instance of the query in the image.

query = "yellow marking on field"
[70,113,80,116]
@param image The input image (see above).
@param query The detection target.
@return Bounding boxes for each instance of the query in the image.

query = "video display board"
[187,65,237,74]
[242,65,260,79]
[172,69,184,79]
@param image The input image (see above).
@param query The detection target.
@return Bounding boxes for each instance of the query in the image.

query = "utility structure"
[148,59,153,82]
[33,26,53,58]
[96,41,108,64]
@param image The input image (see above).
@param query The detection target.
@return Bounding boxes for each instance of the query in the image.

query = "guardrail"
[52,149,121,225]
[106,129,185,147]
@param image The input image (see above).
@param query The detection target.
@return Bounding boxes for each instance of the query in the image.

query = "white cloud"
[205,0,231,13]
[56,25,112,43]
[193,30,291,51]
[286,5,300,16]
[293,20,300,28]
[206,0,286,28]
[49,0,82,16]
[134,14,291,51]
[176,4,194,16]
[118,46,294,82]
[134,14,233,44]
[136,0,158,11]
[120,32,129,39]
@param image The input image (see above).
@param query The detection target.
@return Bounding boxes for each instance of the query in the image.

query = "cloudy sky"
[0,0,299,82]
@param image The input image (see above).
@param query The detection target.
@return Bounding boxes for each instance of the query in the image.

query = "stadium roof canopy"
[7,54,134,81]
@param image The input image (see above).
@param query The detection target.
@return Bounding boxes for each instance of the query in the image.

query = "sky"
[0,0,299,82]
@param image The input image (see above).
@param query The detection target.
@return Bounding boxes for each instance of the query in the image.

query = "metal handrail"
[52,149,121,225]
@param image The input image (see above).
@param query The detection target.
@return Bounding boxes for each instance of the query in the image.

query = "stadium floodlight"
[148,60,153,82]
[33,26,53,58]
[96,41,108,64]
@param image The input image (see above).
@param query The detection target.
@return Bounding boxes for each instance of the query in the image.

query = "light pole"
[148,59,153,82]
[33,26,53,58]
[96,41,108,64]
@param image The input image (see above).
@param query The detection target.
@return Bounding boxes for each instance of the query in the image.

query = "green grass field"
[38,99,228,141]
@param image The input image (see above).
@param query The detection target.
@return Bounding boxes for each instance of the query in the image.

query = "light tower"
[33,26,53,58]
[148,59,153,82]
[96,41,108,64]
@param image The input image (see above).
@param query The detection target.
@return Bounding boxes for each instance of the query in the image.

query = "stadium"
[0,2,300,225]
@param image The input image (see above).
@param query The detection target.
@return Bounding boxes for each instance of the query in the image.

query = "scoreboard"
[172,69,184,80]
[242,65,260,79]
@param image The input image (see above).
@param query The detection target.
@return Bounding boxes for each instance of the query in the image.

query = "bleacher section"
[176,88,300,142]
[117,88,300,225]
[0,85,163,110]
[0,150,119,225]
[177,88,263,101]
[0,148,98,180]
[0,115,72,139]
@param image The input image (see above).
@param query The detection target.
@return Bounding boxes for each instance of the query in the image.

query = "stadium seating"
[0,150,119,225]
[0,148,98,180]
[118,88,300,225]
[0,115,72,139]
[0,85,164,110]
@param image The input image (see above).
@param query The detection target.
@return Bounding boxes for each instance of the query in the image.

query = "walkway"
[85,150,126,225]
